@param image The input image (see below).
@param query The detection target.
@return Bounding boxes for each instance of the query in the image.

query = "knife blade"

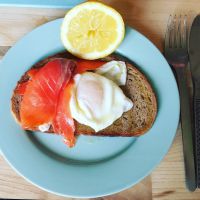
[189,14,200,188]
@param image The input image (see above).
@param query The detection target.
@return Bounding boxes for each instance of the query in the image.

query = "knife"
[189,15,200,188]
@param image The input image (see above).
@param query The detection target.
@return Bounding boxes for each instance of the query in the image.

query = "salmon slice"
[16,68,39,95]
[19,58,106,147]
[17,60,105,96]
[20,59,76,129]
[75,60,106,74]
[52,81,75,147]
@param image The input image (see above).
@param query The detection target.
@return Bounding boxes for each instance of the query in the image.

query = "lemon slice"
[61,2,125,60]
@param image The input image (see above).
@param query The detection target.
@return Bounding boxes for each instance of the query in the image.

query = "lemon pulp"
[61,2,125,59]
[68,9,118,53]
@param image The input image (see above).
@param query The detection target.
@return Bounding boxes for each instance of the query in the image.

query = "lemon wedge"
[61,2,125,60]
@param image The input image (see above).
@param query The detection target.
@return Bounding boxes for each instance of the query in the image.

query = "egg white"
[70,72,133,132]
[95,61,127,85]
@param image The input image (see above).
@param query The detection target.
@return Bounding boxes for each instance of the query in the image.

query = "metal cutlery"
[164,14,196,191]
[189,14,200,188]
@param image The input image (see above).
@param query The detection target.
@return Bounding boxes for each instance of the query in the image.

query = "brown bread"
[11,52,157,137]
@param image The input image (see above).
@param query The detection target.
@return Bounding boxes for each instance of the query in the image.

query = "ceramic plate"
[0,0,85,8]
[0,18,179,198]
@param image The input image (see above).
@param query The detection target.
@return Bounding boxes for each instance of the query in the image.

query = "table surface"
[1,0,200,199]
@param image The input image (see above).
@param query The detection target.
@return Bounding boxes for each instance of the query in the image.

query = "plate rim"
[0,18,180,198]
[0,0,85,8]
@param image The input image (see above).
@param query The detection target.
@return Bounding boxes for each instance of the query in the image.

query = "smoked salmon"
[75,60,106,74]
[18,58,106,147]
[20,58,76,146]
[52,81,75,147]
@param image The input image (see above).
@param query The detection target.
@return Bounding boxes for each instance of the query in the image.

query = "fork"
[164,15,196,191]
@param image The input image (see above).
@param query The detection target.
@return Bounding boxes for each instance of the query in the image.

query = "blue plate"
[0,0,85,8]
[0,19,180,198]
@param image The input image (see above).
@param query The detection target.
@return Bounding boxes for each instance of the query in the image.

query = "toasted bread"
[11,52,157,137]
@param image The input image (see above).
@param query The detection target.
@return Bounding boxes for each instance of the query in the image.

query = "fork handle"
[194,88,200,188]
[175,67,196,191]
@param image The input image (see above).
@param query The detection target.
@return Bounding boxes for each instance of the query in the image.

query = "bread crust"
[11,52,157,137]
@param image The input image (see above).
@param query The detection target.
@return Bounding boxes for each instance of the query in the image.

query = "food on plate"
[95,61,127,85]
[11,53,157,147]
[61,2,125,60]
[70,72,133,132]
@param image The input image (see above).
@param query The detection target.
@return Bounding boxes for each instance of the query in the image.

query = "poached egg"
[70,72,133,132]
[95,61,127,85]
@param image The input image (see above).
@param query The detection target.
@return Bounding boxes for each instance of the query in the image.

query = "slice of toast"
[11,52,157,137]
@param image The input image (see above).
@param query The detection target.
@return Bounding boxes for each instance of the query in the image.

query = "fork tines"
[165,14,188,50]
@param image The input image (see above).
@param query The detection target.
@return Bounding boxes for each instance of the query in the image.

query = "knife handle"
[175,67,196,191]
[194,97,200,187]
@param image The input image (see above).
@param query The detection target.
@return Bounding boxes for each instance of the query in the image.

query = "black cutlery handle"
[175,67,196,191]
[194,97,200,187]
